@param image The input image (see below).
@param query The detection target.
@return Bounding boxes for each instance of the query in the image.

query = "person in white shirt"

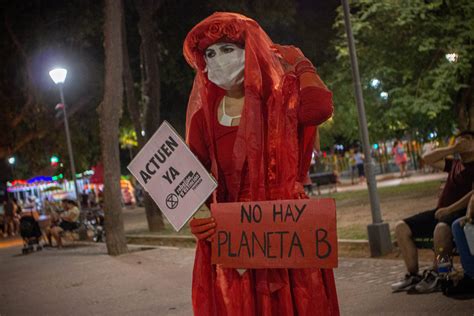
[49,199,80,248]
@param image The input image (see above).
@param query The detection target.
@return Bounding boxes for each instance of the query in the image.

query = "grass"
[127,180,441,241]
[328,180,441,240]
[337,225,368,240]
[322,180,440,206]
[337,226,397,241]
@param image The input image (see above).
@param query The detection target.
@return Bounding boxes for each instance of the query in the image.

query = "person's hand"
[467,194,474,222]
[435,207,451,221]
[273,44,306,66]
[453,137,473,154]
[189,217,216,241]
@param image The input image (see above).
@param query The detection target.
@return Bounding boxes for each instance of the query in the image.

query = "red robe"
[188,87,339,315]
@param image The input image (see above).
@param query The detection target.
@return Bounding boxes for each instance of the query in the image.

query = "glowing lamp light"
[50,155,59,167]
[380,91,389,100]
[49,68,68,84]
[373,144,379,149]
[8,157,15,165]
[370,78,381,89]
[445,53,458,63]
[141,130,146,137]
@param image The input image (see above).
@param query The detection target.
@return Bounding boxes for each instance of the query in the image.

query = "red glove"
[273,44,305,65]
[273,44,316,76]
[189,217,216,240]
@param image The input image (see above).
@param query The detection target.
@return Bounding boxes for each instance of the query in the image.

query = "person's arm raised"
[273,44,333,126]
[423,138,472,171]
[422,145,455,171]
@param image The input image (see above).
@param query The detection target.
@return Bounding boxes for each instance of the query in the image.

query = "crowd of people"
[309,138,440,189]
[1,196,86,249]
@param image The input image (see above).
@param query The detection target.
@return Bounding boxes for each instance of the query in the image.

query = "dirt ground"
[119,180,447,262]
[336,194,438,238]
[123,180,442,240]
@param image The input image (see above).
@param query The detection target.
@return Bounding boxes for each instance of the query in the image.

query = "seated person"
[391,131,474,293]
[448,191,474,294]
[49,199,80,248]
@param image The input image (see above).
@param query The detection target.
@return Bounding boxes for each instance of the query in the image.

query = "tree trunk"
[135,0,164,232]
[122,15,145,149]
[99,0,128,255]
[457,71,474,131]
[466,75,474,131]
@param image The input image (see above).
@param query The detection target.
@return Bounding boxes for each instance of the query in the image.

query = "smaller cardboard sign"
[127,121,217,231]
[211,199,337,269]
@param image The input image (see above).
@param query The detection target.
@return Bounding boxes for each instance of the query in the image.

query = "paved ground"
[1,242,473,316]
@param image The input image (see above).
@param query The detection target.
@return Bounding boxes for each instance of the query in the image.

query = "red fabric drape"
[184,12,339,315]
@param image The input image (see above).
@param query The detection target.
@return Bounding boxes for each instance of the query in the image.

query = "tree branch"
[122,9,145,148]
[4,14,38,128]
[0,129,48,160]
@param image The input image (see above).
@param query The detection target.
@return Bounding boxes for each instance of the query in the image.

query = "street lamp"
[445,53,458,63]
[370,78,381,89]
[49,67,81,208]
[341,0,392,256]
[7,156,16,179]
[380,91,389,100]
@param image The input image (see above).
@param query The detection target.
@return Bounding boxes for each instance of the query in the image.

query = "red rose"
[191,33,201,46]
[205,23,223,41]
[223,23,239,40]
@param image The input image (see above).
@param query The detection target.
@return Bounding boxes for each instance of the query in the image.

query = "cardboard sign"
[127,121,217,231]
[211,199,337,269]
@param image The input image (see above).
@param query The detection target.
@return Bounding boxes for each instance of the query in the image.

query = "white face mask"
[204,43,245,90]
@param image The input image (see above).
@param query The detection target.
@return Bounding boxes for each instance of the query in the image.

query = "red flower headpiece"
[184,12,262,71]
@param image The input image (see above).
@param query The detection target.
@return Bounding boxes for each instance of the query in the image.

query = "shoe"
[442,276,474,296]
[391,273,422,292]
[414,270,440,293]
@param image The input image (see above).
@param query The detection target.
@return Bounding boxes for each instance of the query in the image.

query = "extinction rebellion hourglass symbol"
[166,193,179,209]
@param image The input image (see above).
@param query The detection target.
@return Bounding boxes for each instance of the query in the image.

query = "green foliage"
[119,126,138,149]
[323,0,473,143]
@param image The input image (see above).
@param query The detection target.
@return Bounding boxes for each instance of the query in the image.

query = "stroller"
[19,212,43,254]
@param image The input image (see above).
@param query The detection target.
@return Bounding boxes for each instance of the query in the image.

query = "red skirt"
[192,240,339,315]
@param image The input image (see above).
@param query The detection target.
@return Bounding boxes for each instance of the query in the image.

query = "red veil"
[184,12,339,315]
[184,12,316,202]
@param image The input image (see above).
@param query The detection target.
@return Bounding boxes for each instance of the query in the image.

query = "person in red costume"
[183,12,339,315]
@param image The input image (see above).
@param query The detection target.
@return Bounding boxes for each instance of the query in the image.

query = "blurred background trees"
[1,0,472,231]
[322,0,474,145]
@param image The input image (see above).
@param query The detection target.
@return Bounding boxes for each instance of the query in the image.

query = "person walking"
[354,148,365,183]
[393,140,408,178]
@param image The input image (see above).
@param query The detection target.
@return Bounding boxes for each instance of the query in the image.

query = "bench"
[413,237,459,257]
[307,172,338,195]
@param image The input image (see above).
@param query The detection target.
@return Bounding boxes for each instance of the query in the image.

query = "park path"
[336,171,446,193]
[0,242,472,316]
